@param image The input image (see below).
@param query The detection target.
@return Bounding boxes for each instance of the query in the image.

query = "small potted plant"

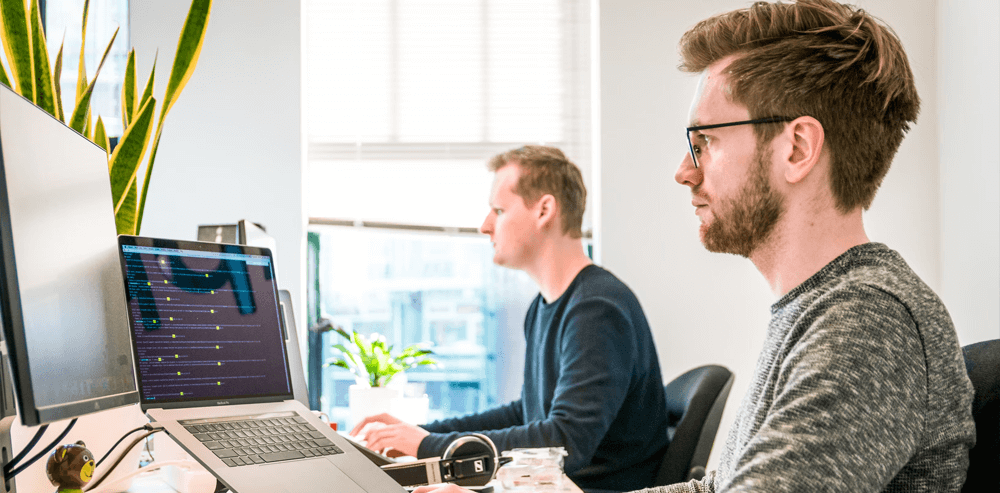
[325,327,437,427]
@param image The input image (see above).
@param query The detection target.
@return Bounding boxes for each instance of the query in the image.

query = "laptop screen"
[118,236,292,408]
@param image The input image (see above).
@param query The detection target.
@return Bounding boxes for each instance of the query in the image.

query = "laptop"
[116,235,406,493]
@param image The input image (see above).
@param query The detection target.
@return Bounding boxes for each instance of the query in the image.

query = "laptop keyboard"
[181,413,344,467]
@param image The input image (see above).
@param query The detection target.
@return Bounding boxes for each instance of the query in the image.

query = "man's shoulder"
[571,264,636,298]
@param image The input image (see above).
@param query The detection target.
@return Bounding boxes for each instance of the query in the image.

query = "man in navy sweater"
[353,145,669,492]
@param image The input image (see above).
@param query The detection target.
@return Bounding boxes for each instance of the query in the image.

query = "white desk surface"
[122,471,585,493]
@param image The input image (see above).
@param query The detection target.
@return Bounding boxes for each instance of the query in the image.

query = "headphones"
[440,433,500,487]
[380,433,501,488]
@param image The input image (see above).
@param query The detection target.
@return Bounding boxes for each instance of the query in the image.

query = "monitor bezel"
[117,235,295,412]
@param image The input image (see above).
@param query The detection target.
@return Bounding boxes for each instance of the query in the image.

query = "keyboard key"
[222,458,238,467]
[214,449,238,459]
[260,450,305,463]
[247,454,264,464]
[203,441,224,450]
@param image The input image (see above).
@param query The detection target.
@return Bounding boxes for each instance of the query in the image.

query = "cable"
[83,428,163,491]
[95,425,147,468]
[2,424,48,475]
[5,418,77,479]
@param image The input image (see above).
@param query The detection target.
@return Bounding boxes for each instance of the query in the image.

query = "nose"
[675,151,702,189]
[479,212,493,235]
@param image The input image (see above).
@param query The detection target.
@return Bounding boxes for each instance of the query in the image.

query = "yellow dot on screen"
[160,259,165,264]
[216,326,220,330]
[211,309,215,314]
[147,282,151,286]
[205,273,209,277]
[172,334,176,338]
[180,392,184,396]
[166,297,171,301]
[170,317,174,321]
[217,382,221,385]
[158,358,162,361]
[153,320,157,324]
[164,280,168,284]
[175,354,179,358]
[177,372,181,376]
[211,290,215,294]
[216,345,220,349]
[217,362,221,366]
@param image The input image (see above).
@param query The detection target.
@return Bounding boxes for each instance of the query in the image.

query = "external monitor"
[0,85,139,427]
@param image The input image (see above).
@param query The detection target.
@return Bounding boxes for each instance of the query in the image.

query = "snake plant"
[0,0,212,235]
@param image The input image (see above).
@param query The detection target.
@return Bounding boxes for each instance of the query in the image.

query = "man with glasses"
[660,0,974,490]
[413,1,975,492]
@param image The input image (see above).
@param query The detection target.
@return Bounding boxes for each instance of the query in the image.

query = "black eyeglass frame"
[686,116,795,168]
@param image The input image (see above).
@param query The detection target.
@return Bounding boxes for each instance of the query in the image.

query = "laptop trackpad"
[257,459,366,493]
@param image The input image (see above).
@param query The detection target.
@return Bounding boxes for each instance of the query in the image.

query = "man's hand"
[350,412,429,457]
[350,412,403,436]
[412,484,473,493]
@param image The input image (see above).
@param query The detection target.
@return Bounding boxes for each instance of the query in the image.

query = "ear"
[535,194,559,230]
[779,116,825,184]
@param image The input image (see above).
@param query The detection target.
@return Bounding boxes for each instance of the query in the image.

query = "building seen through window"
[311,226,536,428]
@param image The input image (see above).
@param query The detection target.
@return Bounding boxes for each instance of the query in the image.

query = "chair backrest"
[654,364,735,486]
[962,339,999,492]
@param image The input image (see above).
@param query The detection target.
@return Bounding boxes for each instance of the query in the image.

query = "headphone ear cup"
[441,434,499,487]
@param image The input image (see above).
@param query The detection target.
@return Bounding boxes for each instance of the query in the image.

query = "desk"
[122,471,585,493]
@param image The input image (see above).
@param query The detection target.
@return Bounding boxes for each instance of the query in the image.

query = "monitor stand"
[0,415,16,493]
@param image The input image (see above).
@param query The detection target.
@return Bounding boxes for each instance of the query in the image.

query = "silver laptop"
[116,235,405,493]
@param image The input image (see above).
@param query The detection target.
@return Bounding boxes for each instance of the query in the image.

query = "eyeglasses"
[686,116,794,168]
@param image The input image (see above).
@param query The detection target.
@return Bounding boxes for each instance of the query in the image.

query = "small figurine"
[45,440,95,493]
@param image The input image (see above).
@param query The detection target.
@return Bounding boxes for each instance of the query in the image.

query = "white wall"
[129,0,305,327]
[938,0,1000,345]
[595,0,995,471]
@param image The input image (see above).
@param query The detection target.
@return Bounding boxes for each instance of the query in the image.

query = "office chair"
[961,339,999,493]
[654,365,734,486]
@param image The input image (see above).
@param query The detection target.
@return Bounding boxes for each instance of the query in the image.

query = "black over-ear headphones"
[381,433,501,488]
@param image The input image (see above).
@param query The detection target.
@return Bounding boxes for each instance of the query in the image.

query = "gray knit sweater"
[638,243,976,493]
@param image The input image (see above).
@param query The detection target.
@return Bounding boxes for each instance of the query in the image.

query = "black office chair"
[961,339,999,493]
[654,365,735,486]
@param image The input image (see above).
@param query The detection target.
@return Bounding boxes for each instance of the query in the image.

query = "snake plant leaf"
[161,0,211,121]
[114,181,138,235]
[28,0,54,116]
[108,96,155,220]
[53,36,64,121]
[93,115,108,154]
[138,54,155,110]
[68,26,117,133]
[121,49,136,127]
[75,0,88,105]
[0,0,33,100]
[134,0,211,234]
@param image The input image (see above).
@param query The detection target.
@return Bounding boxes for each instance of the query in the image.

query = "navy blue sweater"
[417,265,669,492]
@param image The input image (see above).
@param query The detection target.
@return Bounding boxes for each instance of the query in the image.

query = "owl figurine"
[45,440,95,493]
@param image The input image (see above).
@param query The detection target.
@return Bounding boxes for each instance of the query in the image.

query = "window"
[304,0,591,428]
[44,0,130,137]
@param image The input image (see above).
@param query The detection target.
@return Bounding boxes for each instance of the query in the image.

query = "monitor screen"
[0,86,138,426]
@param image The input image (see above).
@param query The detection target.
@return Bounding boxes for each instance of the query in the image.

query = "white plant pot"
[348,385,402,430]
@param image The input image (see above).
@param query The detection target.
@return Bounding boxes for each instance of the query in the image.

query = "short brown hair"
[488,145,586,238]
[679,0,920,212]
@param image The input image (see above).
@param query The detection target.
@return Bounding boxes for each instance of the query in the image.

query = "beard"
[699,145,785,258]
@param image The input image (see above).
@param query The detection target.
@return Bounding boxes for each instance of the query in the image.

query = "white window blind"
[304,0,592,230]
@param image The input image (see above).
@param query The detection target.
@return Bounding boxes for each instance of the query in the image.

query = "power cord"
[84,425,165,492]
[4,418,77,479]
[95,425,148,468]
[2,424,48,476]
